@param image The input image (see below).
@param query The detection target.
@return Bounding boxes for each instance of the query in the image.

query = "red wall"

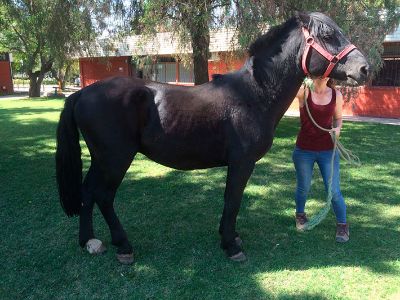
[287,86,400,119]
[78,55,399,119]
[342,87,400,118]
[79,56,133,87]
[0,61,13,94]
[208,55,246,80]
[208,55,400,119]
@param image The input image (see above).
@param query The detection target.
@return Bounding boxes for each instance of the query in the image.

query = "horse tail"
[55,91,82,217]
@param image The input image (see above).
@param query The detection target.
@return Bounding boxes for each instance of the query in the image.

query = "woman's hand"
[332,126,341,138]
[333,89,343,139]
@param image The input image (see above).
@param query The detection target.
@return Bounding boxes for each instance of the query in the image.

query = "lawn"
[0,97,399,300]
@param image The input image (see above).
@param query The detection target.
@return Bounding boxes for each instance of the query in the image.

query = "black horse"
[56,12,369,264]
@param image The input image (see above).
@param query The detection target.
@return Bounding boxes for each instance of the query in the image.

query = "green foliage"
[0,0,110,95]
[118,1,399,77]
[228,1,399,72]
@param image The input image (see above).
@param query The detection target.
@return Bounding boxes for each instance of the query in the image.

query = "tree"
[118,0,399,84]
[0,0,107,97]
[51,59,76,90]
[230,1,400,74]
[124,0,218,85]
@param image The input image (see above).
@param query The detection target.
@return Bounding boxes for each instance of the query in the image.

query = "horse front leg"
[220,161,255,262]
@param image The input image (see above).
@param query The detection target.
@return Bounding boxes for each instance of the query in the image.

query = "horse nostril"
[360,64,369,77]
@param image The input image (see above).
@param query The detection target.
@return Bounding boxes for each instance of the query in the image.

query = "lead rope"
[301,79,361,230]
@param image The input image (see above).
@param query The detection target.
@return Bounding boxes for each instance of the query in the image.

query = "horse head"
[297,12,370,85]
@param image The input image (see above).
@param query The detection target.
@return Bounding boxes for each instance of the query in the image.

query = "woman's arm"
[333,90,343,137]
[295,86,308,108]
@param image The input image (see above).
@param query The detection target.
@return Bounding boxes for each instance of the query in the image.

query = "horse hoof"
[116,253,134,265]
[235,236,243,246]
[229,251,247,262]
[86,239,106,255]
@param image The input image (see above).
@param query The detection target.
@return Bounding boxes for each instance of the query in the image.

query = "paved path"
[284,111,400,126]
[341,115,400,126]
[1,92,399,126]
[0,85,79,100]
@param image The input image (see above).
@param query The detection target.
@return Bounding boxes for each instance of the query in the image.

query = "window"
[142,59,175,83]
[141,57,194,84]
[155,64,166,82]
[179,64,193,83]
[0,53,9,61]
[165,63,176,82]
[143,65,156,81]
[372,58,400,87]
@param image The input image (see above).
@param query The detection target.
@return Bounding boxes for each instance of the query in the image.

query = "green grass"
[0,97,399,300]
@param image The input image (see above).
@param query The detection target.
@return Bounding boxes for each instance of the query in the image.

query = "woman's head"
[327,78,336,88]
[313,77,335,88]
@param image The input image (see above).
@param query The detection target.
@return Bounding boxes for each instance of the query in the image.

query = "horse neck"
[250,26,305,122]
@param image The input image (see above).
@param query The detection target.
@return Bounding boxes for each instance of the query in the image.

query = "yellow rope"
[303,88,361,166]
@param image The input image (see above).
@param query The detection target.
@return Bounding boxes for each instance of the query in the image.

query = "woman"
[293,78,349,242]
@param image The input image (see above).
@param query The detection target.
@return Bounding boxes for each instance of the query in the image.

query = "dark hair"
[327,78,336,89]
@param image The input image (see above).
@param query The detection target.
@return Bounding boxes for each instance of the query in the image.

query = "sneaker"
[295,213,308,231]
[336,223,349,243]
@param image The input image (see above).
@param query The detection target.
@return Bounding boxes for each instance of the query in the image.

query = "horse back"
[140,78,274,168]
[74,76,273,170]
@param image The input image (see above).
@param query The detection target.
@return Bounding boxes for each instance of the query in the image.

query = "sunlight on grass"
[12,113,61,124]
[1,97,399,299]
[127,156,173,179]
[254,263,400,299]
[18,138,56,157]
[133,264,160,277]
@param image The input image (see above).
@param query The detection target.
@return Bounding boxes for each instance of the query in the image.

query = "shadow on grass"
[0,101,399,299]
[118,166,400,272]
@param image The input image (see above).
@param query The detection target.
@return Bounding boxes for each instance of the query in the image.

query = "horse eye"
[320,24,334,40]
[322,32,333,40]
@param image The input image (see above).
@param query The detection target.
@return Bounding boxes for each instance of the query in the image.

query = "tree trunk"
[189,12,210,85]
[63,63,72,89]
[28,60,53,97]
[51,61,72,91]
[191,33,210,85]
[58,72,65,90]
[28,73,45,97]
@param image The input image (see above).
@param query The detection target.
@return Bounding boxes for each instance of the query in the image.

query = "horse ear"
[295,11,311,28]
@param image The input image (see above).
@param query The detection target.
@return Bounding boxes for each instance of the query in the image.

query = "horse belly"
[139,133,227,170]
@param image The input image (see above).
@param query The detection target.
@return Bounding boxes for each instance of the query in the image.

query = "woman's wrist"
[333,118,343,129]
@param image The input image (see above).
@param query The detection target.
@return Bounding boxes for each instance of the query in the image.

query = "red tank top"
[296,88,336,151]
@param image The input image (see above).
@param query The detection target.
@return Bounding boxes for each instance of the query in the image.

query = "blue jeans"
[292,146,347,223]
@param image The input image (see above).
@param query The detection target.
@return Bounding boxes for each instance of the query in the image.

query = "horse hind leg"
[83,145,137,264]
[79,166,107,255]
[76,89,144,263]
[97,192,134,264]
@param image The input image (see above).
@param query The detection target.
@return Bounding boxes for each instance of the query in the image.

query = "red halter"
[301,27,357,78]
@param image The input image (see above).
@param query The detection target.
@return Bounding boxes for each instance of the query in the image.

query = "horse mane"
[246,15,303,93]
[248,16,300,57]
[211,73,224,81]
[210,13,307,86]
[210,13,312,91]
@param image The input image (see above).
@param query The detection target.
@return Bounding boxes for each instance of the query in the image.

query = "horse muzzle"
[343,50,370,85]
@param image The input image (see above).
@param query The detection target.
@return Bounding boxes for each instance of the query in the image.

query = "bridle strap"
[301,27,357,78]
[322,44,357,78]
